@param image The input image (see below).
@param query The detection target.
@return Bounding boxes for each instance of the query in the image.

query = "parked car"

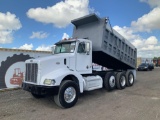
[149,63,154,70]
[137,63,154,71]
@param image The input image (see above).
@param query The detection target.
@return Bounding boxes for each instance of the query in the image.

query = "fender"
[40,68,85,93]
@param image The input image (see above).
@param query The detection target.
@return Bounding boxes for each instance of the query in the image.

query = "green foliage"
[153,57,160,60]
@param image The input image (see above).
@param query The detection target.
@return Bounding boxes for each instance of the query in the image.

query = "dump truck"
[22,14,137,108]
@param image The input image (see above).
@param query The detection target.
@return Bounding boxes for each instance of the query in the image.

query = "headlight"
[144,67,147,68]
[44,79,56,85]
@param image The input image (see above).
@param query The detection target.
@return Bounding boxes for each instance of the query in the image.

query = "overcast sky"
[0,0,160,58]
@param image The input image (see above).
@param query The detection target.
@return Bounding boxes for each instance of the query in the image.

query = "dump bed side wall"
[72,14,137,70]
[100,23,137,69]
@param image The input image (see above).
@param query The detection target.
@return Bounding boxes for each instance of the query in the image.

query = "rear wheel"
[103,72,116,91]
[54,80,79,108]
[126,71,134,87]
[116,72,126,89]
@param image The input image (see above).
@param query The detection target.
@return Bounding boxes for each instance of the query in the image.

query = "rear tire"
[116,72,126,89]
[54,80,79,108]
[103,72,116,91]
[126,71,134,87]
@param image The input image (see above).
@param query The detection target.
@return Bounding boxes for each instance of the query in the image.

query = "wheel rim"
[64,87,76,103]
[109,76,115,88]
[120,76,126,87]
[129,74,134,84]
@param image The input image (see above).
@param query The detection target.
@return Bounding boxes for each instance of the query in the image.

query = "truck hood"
[26,53,73,63]
[26,53,74,81]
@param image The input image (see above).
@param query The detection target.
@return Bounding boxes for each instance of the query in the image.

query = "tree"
[153,57,160,60]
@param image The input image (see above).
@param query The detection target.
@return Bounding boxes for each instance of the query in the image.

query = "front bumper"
[22,82,59,95]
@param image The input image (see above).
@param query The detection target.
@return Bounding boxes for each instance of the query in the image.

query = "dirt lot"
[1,68,160,120]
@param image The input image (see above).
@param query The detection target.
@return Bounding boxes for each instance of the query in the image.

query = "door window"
[78,42,85,53]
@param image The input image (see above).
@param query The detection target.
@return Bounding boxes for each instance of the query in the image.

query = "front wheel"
[54,80,79,108]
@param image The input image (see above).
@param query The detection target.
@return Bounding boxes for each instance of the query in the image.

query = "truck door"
[76,42,92,73]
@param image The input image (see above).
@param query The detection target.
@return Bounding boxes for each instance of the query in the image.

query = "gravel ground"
[0,68,160,120]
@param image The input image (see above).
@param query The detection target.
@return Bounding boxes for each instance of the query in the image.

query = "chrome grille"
[25,63,38,83]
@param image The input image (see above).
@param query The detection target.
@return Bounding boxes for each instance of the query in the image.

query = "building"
[0,48,51,89]
[137,57,153,67]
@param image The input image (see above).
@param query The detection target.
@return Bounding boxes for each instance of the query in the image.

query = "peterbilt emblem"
[56,62,60,65]
[30,60,33,62]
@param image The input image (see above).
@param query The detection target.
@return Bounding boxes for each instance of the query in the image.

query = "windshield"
[54,42,76,54]
[140,63,148,66]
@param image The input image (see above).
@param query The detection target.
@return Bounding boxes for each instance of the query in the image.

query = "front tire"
[54,80,79,108]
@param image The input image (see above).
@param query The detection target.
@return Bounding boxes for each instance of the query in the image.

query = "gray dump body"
[72,14,137,70]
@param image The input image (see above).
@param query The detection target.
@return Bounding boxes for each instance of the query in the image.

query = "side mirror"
[85,42,90,54]
[51,45,56,54]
